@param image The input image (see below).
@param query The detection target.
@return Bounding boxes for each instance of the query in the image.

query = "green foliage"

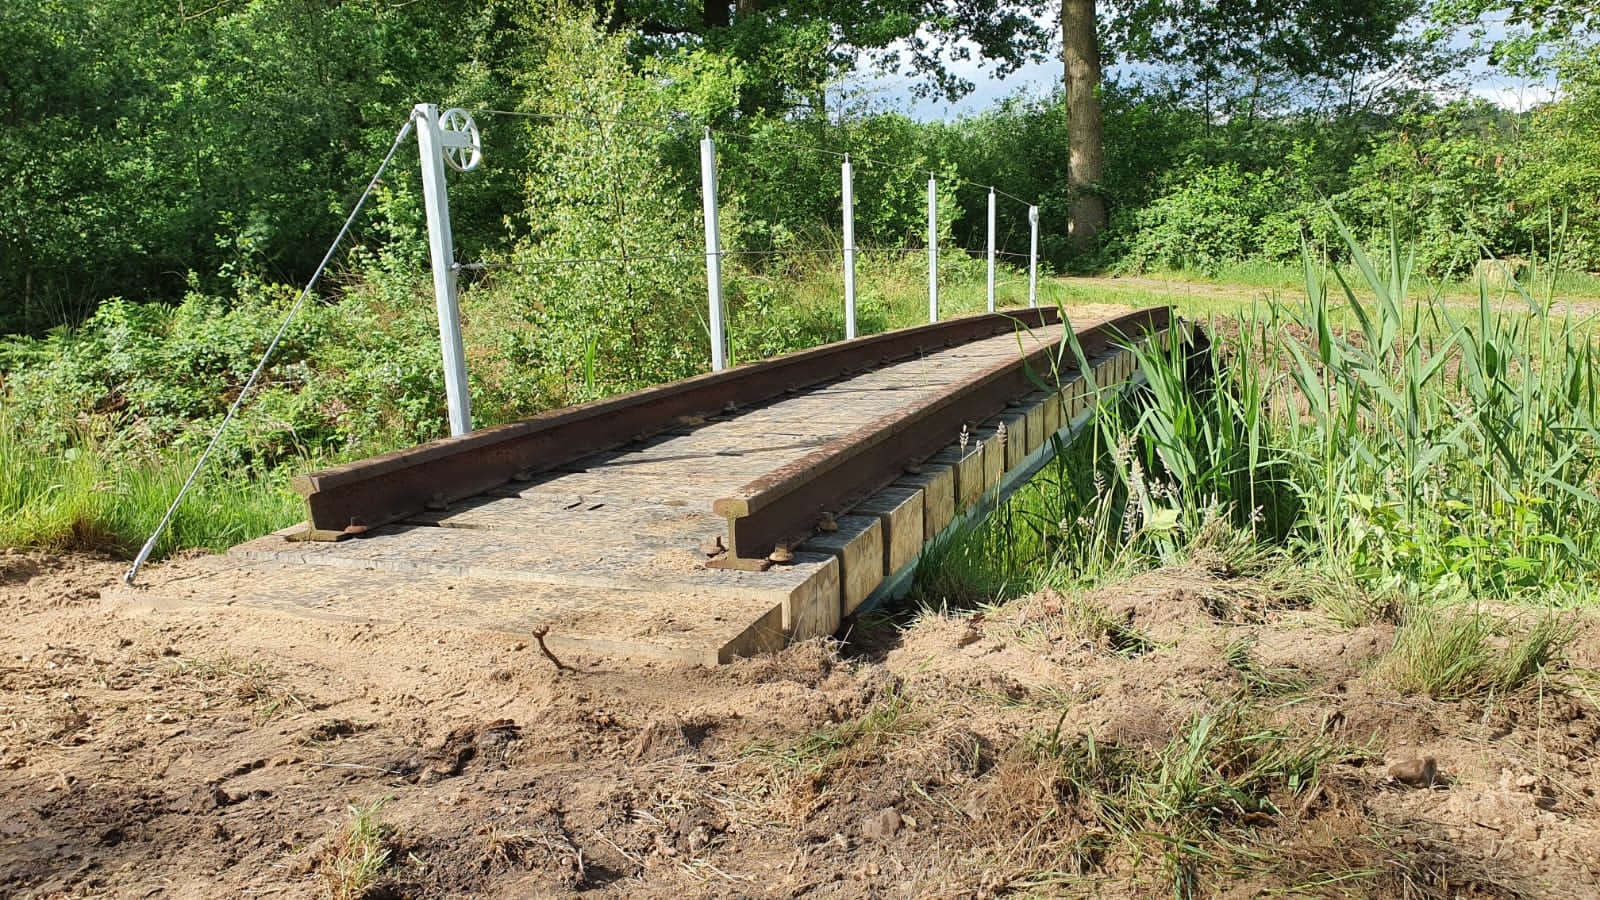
[0,0,537,333]
[1,284,449,469]
[1515,48,1600,271]
[1431,0,1597,73]
[619,0,1050,110]
[1330,100,1526,274]
[1282,222,1600,599]
[1119,164,1302,273]
[480,16,717,403]
[725,270,885,363]
[719,112,953,255]
[1383,606,1573,698]
[919,222,1600,619]
[1105,0,1425,109]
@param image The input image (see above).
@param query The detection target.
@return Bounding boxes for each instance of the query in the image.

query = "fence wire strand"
[123,118,418,585]
[460,243,1040,273]
[469,107,1041,212]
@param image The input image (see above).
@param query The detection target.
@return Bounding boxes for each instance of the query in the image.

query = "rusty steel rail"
[709,307,1173,568]
[292,306,1071,538]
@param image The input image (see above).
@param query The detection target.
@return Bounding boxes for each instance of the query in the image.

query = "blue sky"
[840,19,1560,122]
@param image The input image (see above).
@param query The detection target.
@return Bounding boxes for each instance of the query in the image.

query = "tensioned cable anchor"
[122,118,417,586]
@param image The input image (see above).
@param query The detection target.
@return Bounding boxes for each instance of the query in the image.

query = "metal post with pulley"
[414,103,482,437]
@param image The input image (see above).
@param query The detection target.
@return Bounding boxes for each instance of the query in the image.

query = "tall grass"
[1095,222,1600,602]
[1282,221,1600,598]
[0,412,302,556]
[914,223,1600,608]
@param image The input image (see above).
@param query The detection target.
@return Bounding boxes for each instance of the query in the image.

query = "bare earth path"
[1061,273,1600,320]
[4,548,1600,898]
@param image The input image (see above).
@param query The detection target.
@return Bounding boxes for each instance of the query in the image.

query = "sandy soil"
[2,548,1598,898]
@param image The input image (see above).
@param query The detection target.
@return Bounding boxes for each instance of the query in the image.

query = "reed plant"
[917,221,1600,608]
[1279,220,1600,599]
[1084,220,1600,602]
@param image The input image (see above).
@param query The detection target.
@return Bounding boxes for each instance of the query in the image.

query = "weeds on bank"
[0,410,301,555]
[322,798,395,900]
[1382,605,1574,700]
[163,655,308,721]
[915,220,1600,616]
[994,703,1341,896]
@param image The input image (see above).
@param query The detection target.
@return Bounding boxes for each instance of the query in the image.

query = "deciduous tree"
[1060,0,1424,257]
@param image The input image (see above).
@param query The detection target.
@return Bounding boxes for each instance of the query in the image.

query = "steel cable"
[123,118,418,585]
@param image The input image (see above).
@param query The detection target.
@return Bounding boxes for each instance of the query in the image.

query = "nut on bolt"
[700,534,726,558]
[768,543,795,565]
[818,512,839,533]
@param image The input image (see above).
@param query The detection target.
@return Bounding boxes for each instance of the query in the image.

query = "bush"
[1119,163,1295,274]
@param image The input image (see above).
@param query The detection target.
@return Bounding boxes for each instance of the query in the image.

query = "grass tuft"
[322,798,395,900]
[1005,703,1341,896]
[1381,606,1574,700]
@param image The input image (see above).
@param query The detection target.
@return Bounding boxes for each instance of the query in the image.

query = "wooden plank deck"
[127,313,1163,664]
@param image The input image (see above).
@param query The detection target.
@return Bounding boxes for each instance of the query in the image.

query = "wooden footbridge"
[138,306,1179,665]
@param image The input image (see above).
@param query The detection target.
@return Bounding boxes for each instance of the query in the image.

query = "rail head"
[290,306,1070,536]
[708,307,1175,569]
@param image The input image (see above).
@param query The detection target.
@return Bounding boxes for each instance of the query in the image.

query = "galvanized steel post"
[927,175,939,323]
[986,188,997,312]
[1028,205,1040,308]
[842,155,857,340]
[701,128,727,371]
[414,103,473,436]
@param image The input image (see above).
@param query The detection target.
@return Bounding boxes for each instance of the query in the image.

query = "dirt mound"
[2,551,1597,897]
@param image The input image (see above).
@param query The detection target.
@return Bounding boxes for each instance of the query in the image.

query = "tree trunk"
[1062,0,1105,255]
[703,0,728,29]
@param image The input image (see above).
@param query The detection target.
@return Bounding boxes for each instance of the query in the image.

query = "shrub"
[1120,164,1295,274]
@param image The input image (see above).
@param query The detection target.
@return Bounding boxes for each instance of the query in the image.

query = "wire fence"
[126,102,1056,575]
[464,104,1056,269]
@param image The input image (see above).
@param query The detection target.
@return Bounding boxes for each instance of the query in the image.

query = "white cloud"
[840,15,1561,121]
[1467,80,1557,112]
